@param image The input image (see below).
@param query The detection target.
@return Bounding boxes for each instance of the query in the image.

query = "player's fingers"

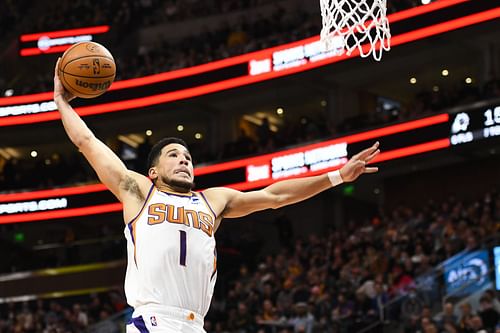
[358,142,380,160]
[354,149,370,161]
[55,58,60,75]
[365,149,380,163]
[354,160,366,168]
[364,167,379,173]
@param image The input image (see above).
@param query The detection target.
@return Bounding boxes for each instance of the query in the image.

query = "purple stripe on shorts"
[130,315,149,333]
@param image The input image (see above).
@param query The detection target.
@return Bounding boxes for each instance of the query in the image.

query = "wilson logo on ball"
[75,79,111,91]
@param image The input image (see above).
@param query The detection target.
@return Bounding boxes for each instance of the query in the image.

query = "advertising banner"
[443,250,491,296]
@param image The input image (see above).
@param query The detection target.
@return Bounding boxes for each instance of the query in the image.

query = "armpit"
[121,175,145,201]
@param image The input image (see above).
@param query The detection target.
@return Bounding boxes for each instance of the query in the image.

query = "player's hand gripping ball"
[57,42,116,98]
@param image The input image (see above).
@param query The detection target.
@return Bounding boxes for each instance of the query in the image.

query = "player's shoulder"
[200,187,238,207]
[199,187,237,220]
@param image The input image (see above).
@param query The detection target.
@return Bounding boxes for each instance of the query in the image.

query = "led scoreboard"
[450,104,500,145]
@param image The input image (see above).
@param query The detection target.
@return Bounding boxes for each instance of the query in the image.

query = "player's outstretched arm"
[53,59,149,202]
[204,142,379,219]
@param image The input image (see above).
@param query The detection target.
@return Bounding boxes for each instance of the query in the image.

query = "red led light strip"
[388,0,470,23]
[0,113,449,204]
[0,44,263,106]
[20,45,73,57]
[332,0,471,40]
[0,92,53,106]
[0,5,496,123]
[0,183,107,203]
[391,7,500,47]
[195,114,449,176]
[0,138,451,223]
[0,69,322,126]
[371,138,451,163]
[223,139,451,191]
[20,26,110,42]
[0,203,122,224]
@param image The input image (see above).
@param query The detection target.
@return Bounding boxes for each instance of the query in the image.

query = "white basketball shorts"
[126,305,205,333]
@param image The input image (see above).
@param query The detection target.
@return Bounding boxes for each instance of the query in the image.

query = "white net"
[320,0,391,61]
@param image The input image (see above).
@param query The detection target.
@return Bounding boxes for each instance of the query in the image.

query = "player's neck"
[155,182,192,194]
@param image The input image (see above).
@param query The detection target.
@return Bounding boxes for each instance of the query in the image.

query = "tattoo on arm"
[121,176,145,201]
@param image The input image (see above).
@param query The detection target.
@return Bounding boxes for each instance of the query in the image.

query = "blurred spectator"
[372,281,389,322]
[458,302,475,333]
[256,117,273,152]
[331,293,354,328]
[234,129,257,157]
[436,302,458,330]
[0,290,126,333]
[289,303,314,333]
[469,315,487,333]
[227,302,256,332]
[478,295,499,332]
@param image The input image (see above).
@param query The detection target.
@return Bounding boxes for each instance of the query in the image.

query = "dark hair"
[147,137,189,170]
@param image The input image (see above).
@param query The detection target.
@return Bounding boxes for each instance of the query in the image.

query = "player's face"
[156,144,194,192]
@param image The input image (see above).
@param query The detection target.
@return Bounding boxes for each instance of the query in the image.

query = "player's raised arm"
[204,142,380,220]
[53,59,149,202]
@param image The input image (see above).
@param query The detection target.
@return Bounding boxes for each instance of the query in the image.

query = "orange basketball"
[58,42,116,99]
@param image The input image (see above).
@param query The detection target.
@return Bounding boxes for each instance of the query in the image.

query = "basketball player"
[53,60,380,333]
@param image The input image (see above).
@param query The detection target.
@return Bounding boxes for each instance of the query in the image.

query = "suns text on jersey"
[147,203,214,237]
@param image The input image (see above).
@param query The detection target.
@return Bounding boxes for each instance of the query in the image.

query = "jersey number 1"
[179,230,187,266]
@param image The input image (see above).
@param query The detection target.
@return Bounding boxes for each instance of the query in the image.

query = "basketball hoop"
[320,0,391,61]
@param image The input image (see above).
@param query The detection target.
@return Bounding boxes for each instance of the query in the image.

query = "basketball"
[58,41,116,99]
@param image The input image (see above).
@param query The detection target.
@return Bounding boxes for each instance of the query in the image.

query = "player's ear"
[148,167,158,181]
